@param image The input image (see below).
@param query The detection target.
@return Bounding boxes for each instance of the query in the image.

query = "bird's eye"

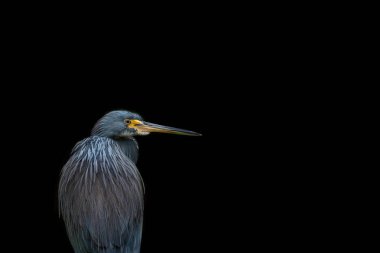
[125,119,131,125]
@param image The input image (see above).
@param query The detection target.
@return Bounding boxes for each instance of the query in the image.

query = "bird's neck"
[115,137,139,164]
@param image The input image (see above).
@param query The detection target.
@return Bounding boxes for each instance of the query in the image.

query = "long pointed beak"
[131,120,201,136]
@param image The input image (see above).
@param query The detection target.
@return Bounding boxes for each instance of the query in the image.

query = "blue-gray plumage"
[59,110,200,253]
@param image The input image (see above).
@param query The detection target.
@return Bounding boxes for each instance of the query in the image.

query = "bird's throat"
[116,137,139,164]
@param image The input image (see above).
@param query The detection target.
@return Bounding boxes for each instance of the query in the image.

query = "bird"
[58,110,201,253]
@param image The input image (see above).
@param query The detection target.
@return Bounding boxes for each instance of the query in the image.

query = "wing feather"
[59,136,144,253]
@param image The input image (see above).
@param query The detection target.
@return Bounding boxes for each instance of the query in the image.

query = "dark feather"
[59,136,144,253]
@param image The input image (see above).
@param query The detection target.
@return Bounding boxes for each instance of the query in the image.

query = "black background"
[1,11,320,252]
[1,3,364,251]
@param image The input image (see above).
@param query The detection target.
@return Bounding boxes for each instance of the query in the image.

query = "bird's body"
[59,136,143,253]
[59,111,200,253]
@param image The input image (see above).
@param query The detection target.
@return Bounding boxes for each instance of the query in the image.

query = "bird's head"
[91,110,201,139]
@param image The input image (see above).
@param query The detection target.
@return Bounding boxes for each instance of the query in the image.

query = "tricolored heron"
[58,110,200,253]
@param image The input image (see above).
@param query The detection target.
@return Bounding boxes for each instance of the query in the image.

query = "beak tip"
[189,131,202,136]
